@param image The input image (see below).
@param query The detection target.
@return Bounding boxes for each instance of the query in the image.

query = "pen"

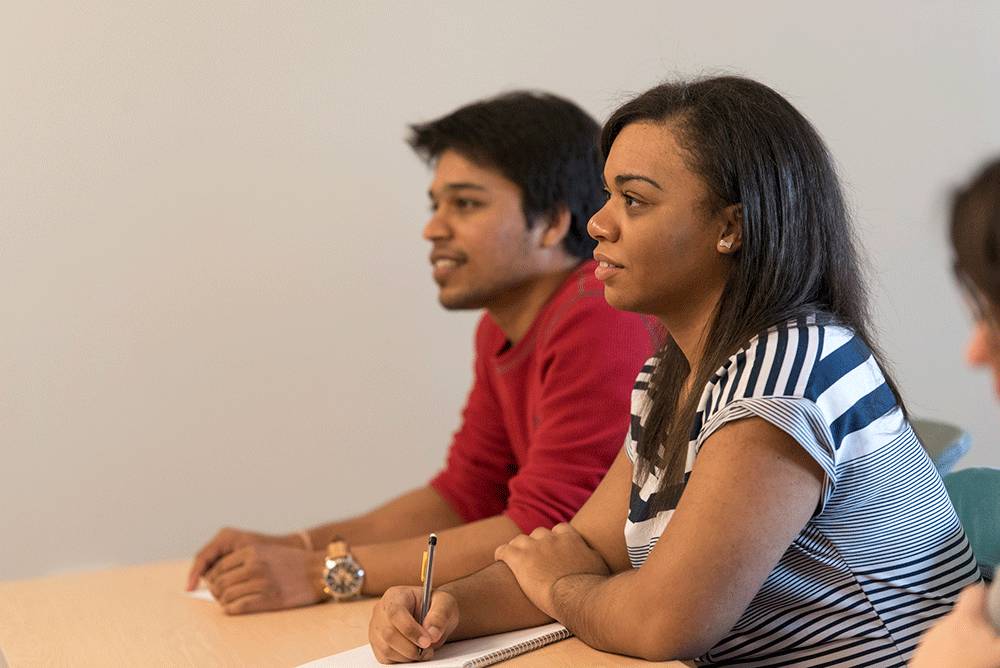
[418,533,437,624]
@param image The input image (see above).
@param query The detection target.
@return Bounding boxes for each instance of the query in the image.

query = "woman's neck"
[656,282,726,387]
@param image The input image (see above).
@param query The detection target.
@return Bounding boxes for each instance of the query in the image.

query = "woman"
[369,76,979,666]
[912,159,1000,667]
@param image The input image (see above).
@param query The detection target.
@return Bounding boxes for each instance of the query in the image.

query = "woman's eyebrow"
[614,173,663,191]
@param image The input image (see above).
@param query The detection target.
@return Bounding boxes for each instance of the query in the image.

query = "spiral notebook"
[297,623,571,668]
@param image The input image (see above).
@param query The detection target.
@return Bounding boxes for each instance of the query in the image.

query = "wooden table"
[0,561,684,667]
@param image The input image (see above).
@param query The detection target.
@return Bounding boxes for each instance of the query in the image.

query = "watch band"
[327,538,350,560]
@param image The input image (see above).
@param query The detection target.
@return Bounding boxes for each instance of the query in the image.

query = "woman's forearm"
[440,561,553,640]
[552,570,701,662]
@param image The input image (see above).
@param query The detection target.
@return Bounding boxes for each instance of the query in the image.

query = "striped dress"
[625,317,979,667]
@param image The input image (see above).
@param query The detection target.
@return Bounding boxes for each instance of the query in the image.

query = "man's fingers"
[205,548,247,583]
[218,577,269,605]
[185,566,202,592]
[188,541,225,590]
[222,592,269,615]
[551,522,574,535]
[208,566,252,599]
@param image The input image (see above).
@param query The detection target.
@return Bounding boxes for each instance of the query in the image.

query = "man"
[186,91,658,614]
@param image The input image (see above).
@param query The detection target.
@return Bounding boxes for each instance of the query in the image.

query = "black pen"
[417,533,437,624]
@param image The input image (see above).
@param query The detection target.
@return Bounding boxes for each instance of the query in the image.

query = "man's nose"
[423,210,451,241]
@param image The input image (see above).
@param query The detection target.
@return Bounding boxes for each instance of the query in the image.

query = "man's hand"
[187,527,302,591]
[494,523,609,618]
[369,586,459,664]
[912,584,1000,668]
[201,543,325,615]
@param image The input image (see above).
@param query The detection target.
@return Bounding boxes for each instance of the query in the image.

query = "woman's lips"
[594,260,623,282]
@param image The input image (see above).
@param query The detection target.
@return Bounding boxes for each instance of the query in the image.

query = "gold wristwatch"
[322,538,365,601]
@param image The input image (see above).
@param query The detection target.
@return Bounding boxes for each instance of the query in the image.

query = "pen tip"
[429,533,437,545]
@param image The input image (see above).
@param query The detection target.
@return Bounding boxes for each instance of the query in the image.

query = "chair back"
[944,467,1000,580]
[911,418,971,475]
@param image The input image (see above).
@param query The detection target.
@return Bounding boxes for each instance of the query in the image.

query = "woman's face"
[587,121,735,320]
[966,318,1000,398]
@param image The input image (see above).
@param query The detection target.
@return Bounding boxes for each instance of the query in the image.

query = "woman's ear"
[717,204,743,254]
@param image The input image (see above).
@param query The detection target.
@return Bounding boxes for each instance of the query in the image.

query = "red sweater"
[430,260,660,533]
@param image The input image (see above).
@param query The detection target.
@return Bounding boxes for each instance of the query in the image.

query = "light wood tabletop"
[0,560,685,667]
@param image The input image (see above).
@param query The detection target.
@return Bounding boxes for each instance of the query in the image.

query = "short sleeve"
[695,396,839,514]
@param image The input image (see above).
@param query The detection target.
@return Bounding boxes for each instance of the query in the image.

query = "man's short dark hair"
[408,91,603,259]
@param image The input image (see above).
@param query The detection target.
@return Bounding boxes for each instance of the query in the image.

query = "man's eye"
[624,194,639,207]
[455,198,482,210]
[602,188,612,201]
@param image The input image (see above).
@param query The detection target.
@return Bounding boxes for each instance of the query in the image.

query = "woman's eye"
[602,188,612,201]
[624,194,639,207]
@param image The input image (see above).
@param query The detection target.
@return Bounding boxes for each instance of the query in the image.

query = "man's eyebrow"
[427,182,488,198]
[614,174,663,191]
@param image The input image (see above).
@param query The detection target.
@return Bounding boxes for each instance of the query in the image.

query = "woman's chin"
[602,290,636,313]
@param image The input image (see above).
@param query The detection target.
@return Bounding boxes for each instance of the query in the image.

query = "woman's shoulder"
[703,316,881,406]
[696,316,903,462]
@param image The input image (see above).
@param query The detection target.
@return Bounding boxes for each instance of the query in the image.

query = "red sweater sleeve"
[429,320,514,522]
[502,300,653,533]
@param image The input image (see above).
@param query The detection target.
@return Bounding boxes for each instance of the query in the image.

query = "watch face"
[325,558,365,597]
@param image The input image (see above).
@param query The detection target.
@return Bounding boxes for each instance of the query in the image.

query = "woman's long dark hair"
[601,76,906,499]
[952,158,1000,312]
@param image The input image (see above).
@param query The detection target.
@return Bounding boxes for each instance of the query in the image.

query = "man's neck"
[486,260,581,345]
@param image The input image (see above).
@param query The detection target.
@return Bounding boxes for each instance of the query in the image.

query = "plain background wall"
[3,1,1000,580]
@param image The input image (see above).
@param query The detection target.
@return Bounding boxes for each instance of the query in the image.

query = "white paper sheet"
[297,623,568,668]
[186,588,215,601]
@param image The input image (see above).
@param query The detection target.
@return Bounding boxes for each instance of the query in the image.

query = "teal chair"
[912,418,972,475]
[943,467,1000,580]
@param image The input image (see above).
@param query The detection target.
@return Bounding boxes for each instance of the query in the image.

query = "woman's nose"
[966,320,993,368]
[587,204,618,242]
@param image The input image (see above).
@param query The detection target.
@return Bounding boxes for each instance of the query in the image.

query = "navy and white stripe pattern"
[624,316,979,666]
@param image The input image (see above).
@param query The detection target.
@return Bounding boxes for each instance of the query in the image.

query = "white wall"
[3,1,999,580]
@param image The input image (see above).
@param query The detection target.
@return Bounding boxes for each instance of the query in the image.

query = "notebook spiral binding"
[461,627,572,668]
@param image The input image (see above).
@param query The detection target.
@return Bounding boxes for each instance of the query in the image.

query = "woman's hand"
[911,584,1000,668]
[494,523,609,618]
[369,586,459,664]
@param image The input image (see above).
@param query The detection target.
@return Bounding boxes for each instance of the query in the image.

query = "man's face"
[423,150,542,310]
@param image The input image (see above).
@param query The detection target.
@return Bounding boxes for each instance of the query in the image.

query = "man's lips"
[430,252,466,282]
